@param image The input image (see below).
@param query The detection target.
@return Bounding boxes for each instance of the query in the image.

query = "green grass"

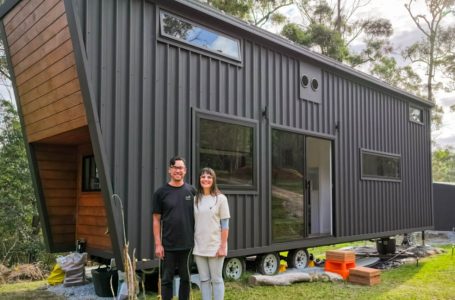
[2,245,454,300]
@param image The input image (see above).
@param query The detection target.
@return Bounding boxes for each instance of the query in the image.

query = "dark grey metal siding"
[433,183,455,231]
[71,0,433,263]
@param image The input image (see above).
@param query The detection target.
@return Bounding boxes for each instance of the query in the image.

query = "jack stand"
[421,230,425,247]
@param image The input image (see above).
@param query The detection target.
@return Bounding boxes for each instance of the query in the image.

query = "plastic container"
[91,267,118,297]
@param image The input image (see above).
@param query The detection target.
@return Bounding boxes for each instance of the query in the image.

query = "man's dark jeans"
[161,249,192,300]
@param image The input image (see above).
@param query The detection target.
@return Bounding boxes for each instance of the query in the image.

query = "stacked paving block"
[349,266,381,286]
[324,250,356,279]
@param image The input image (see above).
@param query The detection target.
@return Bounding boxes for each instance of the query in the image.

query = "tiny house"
[0,0,433,276]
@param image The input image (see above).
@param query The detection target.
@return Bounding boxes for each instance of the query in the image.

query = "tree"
[0,99,41,265]
[371,56,422,94]
[404,0,455,102]
[281,0,393,66]
[205,0,293,27]
[432,146,455,183]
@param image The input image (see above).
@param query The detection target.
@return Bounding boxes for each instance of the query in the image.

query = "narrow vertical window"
[409,106,423,123]
[82,156,100,191]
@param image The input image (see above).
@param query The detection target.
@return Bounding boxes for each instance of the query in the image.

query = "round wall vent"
[301,75,309,88]
[311,78,319,91]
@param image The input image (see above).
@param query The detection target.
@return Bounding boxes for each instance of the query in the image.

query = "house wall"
[433,183,455,231]
[3,0,87,143]
[70,0,433,262]
[34,143,77,251]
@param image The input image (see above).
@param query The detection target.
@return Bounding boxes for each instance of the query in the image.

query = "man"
[153,156,196,300]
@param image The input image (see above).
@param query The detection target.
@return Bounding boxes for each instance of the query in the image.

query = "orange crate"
[325,260,356,279]
[325,250,356,263]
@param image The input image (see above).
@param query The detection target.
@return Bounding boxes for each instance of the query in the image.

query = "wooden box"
[325,250,356,262]
[348,266,381,286]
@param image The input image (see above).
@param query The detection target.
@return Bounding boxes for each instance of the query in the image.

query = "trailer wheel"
[287,248,309,270]
[222,257,245,280]
[257,252,280,275]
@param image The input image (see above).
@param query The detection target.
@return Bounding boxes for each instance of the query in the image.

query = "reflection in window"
[82,156,100,191]
[198,118,253,187]
[361,150,401,180]
[160,11,241,60]
[409,106,423,123]
[271,129,305,242]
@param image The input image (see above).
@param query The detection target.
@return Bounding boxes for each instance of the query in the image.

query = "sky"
[264,0,455,148]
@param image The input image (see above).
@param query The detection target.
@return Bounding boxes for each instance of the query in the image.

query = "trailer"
[0,0,433,278]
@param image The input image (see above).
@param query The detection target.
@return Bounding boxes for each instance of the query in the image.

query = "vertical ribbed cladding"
[70,0,433,261]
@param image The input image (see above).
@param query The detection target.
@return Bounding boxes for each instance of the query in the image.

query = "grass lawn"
[1,245,454,299]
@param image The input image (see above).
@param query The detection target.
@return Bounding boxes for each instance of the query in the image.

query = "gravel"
[47,281,112,300]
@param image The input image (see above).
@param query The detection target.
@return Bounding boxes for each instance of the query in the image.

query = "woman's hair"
[196,167,220,207]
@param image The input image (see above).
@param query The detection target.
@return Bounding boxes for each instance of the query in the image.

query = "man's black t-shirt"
[152,183,196,251]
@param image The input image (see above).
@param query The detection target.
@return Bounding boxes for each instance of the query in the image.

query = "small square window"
[409,106,423,123]
[82,156,100,191]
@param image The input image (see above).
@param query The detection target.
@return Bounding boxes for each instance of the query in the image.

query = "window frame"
[409,104,424,125]
[360,149,402,182]
[193,110,258,192]
[159,10,242,62]
[81,155,101,192]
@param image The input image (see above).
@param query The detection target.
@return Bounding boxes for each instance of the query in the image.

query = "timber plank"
[46,197,76,207]
[80,235,111,249]
[13,27,71,76]
[3,0,29,26]
[77,225,109,237]
[47,206,76,216]
[24,91,82,125]
[28,115,87,142]
[35,150,76,162]
[78,207,107,217]
[27,103,85,133]
[11,12,68,66]
[52,233,75,243]
[16,39,73,86]
[79,196,104,207]
[41,179,76,189]
[4,0,44,37]
[40,170,77,180]
[9,2,65,56]
[19,53,75,97]
[20,65,77,105]
[22,78,80,115]
[38,160,77,171]
[44,188,77,198]
[78,216,108,227]
[49,216,75,225]
[52,225,75,234]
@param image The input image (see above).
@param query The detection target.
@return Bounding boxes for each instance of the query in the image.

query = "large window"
[82,156,100,191]
[361,150,401,181]
[198,117,254,188]
[160,11,241,61]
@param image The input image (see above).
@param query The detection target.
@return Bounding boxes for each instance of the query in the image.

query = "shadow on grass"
[0,290,65,299]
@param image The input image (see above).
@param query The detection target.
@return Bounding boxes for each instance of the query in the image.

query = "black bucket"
[376,238,396,255]
[91,267,118,297]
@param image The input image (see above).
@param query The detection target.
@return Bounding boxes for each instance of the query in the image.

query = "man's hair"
[169,156,186,167]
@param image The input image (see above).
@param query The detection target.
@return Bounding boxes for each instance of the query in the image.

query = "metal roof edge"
[171,0,433,107]
[0,0,20,20]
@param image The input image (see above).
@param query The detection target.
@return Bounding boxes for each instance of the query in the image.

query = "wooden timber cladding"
[35,143,77,249]
[77,144,111,252]
[4,0,87,142]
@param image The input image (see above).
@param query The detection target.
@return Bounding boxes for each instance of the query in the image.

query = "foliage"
[281,0,393,66]
[403,0,455,102]
[432,146,455,183]
[206,0,293,27]
[0,99,42,266]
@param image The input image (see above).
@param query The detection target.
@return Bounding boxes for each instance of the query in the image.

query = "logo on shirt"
[185,195,192,201]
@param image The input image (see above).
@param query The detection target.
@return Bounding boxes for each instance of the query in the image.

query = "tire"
[257,252,280,275]
[222,257,245,280]
[287,248,309,270]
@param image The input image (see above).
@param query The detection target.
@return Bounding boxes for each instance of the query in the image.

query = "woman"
[193,168,230,300]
